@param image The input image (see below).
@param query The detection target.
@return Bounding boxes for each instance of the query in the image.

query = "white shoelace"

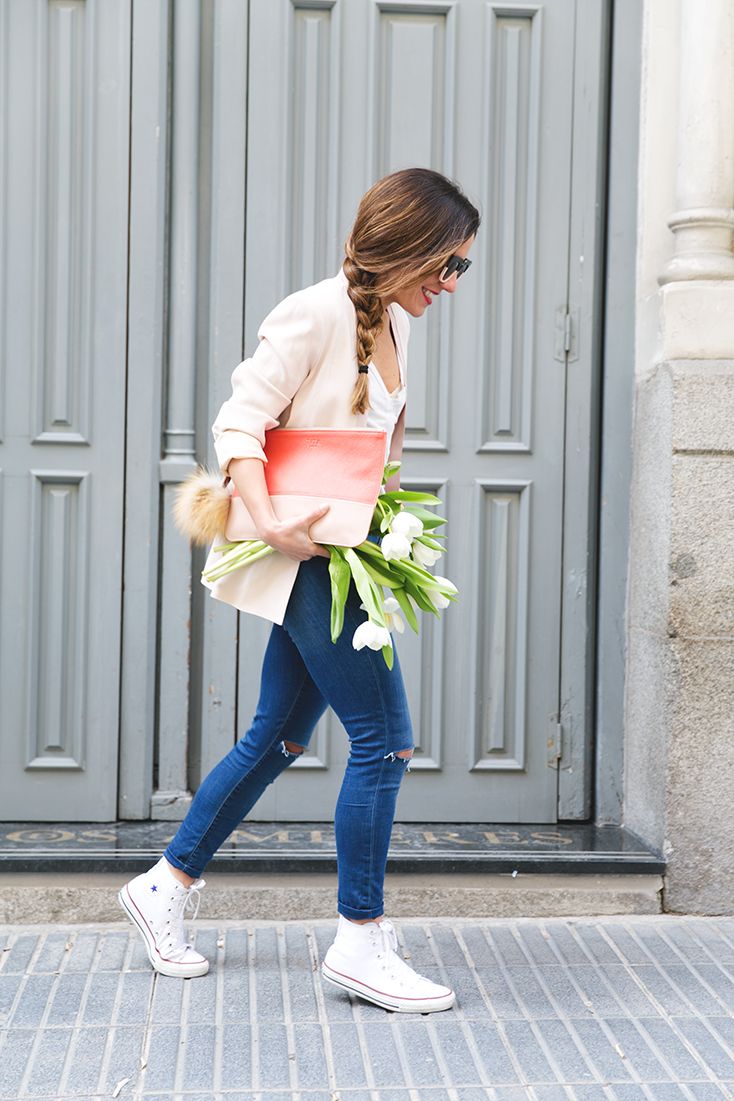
[371,921,429,988]
[183,880,205,924]
[166,879,206,959]
[379,920,399,952]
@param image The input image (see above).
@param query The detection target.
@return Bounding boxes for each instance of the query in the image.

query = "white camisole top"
[364,308,406,463]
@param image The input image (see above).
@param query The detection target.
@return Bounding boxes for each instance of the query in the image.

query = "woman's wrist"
[257,518,281,543]
[227,457,280,542]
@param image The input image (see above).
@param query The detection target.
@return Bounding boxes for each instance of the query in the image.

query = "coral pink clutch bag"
[225,428,387,547]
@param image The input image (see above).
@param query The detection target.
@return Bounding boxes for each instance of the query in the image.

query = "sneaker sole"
[117,887,209,979]
[321,960,455,1013]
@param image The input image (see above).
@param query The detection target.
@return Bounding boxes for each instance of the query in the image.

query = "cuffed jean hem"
[161,850,205,879]
[337,901,386,921]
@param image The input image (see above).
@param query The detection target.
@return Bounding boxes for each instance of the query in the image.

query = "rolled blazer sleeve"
[212,292,322,473]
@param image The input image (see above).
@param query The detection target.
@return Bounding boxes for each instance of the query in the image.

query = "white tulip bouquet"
[202,461,458,668]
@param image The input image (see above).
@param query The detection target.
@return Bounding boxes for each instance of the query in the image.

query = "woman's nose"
[441,274,459,294]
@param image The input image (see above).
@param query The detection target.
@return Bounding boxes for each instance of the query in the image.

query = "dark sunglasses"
[439,254,472,283]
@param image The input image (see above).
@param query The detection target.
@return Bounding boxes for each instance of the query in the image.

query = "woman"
[119,168,479,1013]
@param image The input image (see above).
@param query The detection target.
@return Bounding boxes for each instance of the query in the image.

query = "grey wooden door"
[234,0,602,822]
[0,0,130,819]
[0,0,604,825]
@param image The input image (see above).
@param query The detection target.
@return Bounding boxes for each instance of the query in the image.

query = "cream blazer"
[202,269,410,625]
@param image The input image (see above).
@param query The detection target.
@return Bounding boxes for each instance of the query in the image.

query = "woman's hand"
[260,505,331,561]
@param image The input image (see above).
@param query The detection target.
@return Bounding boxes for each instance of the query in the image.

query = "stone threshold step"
[0,820,664,876]
[0,872,665,923]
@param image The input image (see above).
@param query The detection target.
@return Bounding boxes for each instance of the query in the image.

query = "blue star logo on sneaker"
[150,884,157,892]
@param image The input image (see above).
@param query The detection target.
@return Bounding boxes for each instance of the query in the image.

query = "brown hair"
[344,168,480,414]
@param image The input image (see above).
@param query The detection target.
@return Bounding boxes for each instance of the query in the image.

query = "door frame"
[560,0,642,824]
[592,0,643,827]
[556,0,612,818]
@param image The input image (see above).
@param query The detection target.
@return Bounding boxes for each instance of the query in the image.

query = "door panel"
[0,0,130,819]
[240,0,586,822]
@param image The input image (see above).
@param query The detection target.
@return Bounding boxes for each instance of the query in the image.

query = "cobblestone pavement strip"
[2,916,734,1100]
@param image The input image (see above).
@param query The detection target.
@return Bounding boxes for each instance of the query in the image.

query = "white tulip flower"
[391,511,423,539]
[430,592,450,610]
[411,542,442,567]
[382,597,405,634]
[352,619,392,651]
[359,598,405,634]
[433,575,458,594]
[381,532,412,561]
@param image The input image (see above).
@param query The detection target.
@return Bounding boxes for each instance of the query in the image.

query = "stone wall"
[624,0,734,913]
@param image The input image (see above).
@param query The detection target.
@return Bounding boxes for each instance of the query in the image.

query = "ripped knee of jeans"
[281,740,306,758]
[384,747,414,773]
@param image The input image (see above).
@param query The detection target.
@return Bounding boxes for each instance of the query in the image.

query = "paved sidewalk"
[2,915,734,1100]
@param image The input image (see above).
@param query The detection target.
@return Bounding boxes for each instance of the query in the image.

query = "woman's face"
[385,235,475,318]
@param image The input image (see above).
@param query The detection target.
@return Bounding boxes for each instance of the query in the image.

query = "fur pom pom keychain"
[172,467,232,546]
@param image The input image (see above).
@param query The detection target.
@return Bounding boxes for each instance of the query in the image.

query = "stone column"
[659,0,734,355]
[625,0,734,914]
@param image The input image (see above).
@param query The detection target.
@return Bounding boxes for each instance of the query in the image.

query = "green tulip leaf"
[402,576,439,615]
[413,534,444,551]
[328,547,352,642]
[387,489,442,505]
[392,586,419,633]
[396,505,447,529]
[343,548,386,626]
[361,558,401,590]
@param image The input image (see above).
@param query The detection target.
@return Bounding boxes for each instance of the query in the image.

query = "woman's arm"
[213,289,332,560]
[213,291,325,474]
[228,457,329,561]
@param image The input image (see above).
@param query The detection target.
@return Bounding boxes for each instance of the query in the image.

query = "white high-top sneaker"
[118,857,209,978]
[322,915,455,1013]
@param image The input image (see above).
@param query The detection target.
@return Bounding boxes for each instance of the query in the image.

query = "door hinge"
[553,307,579,362]
[547,716,563,769]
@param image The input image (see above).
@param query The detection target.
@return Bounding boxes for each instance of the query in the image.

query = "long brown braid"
[343,250,384,415]
[343,168,480,416]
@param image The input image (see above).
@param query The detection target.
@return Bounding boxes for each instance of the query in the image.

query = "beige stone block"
[664,639,734,914]
[672,361,734,453]
[661,282,734,362]
[669,456,734,637]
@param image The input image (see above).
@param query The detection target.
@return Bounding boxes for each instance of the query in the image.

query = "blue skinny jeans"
[164,552,414,921]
